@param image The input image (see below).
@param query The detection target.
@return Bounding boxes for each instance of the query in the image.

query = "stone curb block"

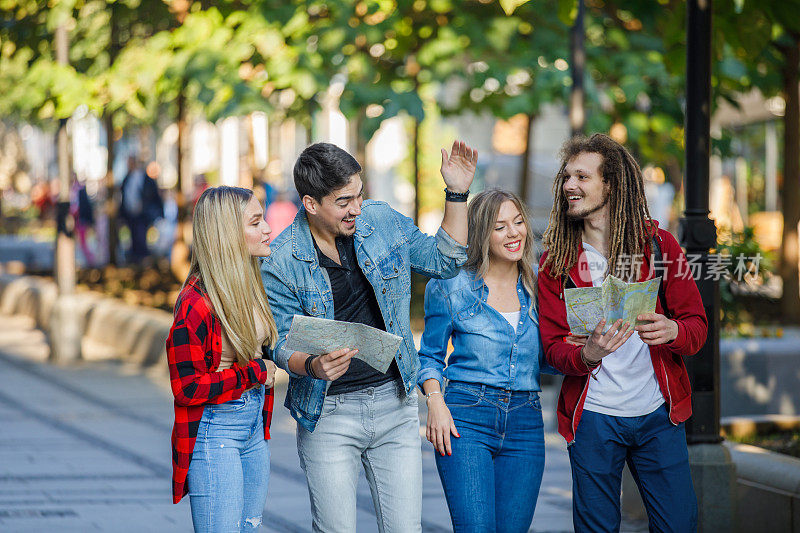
[724,441,800,532]
[722,414,800,439]
[0,274,57,330]
[0,274,288,385]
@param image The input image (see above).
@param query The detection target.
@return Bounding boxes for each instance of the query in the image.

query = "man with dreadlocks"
[537,134,708,532]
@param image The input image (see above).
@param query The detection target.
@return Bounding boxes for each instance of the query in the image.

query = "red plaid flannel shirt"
[166,276,274,503]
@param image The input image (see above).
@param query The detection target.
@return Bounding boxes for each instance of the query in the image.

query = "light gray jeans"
[296,380,423,533]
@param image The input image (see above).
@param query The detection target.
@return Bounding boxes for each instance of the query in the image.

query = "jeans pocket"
[444,388,481,408]
[211,396,248,413]
[529,398,542,411]
[403,391,419,407]
[319,395,339,418]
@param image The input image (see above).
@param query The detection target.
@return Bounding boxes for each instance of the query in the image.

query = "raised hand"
[581,319,633,365]
[440,140,478,194]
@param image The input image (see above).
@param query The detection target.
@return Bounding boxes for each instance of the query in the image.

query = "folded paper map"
[564,276,661,336]
[284,315,402,373]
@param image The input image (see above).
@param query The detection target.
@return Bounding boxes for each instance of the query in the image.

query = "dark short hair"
[293,143,362,202]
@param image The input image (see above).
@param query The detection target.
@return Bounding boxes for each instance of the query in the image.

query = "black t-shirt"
[313,235,400,395]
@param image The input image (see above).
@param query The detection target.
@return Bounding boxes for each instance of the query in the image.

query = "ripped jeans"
[187,386,270,532]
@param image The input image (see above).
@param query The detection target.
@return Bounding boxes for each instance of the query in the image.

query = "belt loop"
[480,384,486,398]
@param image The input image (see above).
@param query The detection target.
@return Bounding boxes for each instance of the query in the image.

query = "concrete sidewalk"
[0,313,645,532]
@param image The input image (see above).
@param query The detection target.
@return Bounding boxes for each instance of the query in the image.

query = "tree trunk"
[245,113,257,190]
[103,113,119,266]
[351,110,368,186]
[519,113,536,205]
[412,117,421,225]
[780,38,800,322]
[102,0,121,266]
[54,23,74,295]
[52,22,81,363]
[171,82,191,282]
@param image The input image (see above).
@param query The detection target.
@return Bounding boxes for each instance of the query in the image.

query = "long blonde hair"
[464,189,538,308]
[186,186,277,364]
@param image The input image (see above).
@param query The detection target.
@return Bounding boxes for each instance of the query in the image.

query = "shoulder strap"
[650,235,669,317]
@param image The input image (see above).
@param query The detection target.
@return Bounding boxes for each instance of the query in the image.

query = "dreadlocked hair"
[541,133,655,282]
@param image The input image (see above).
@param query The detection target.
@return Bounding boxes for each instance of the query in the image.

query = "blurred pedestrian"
[166,186,278,532]
[192,174,209,210]
[31,180,56,220]
[70,179,96,267]
[264,191,298,239]
[154,189,178,260]
[120,156,163,262]
[419,189,557,532]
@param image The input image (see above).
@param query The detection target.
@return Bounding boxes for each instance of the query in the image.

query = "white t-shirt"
[580,242,664,417]
[499,310,521,333]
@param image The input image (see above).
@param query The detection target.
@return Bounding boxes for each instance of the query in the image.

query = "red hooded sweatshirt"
[537,224,708,444]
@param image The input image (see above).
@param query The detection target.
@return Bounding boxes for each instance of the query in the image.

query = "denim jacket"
[418,269,557,392]
[261,200,467,432]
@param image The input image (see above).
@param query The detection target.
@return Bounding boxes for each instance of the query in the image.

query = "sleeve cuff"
[666,320,687,352]
[247,358,268,385]
[435,227,468,265]
[273,344,303,379]
[417,367,444,390]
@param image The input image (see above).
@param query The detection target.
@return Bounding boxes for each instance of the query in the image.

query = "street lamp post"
[679,1,735,530]
[51,22,81,363]
[569,0,585,137]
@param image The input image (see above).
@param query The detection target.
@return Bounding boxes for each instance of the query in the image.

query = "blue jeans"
[187,386,270,533]
[569,405,697,533]
[296,380,422,533]
[434,381,546,533]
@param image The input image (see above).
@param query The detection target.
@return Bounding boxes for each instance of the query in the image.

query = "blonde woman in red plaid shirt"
[167,186,278,532]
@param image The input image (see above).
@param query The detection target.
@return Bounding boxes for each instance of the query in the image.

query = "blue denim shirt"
[418,269,557,392]
[261,200,467,432]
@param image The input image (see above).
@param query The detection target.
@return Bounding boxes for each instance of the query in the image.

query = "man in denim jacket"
[261,142,476,532]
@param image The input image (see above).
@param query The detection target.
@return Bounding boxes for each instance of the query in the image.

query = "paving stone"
[0,313,590,532]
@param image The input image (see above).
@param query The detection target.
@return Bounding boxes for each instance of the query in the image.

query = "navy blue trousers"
[568,404,697,533]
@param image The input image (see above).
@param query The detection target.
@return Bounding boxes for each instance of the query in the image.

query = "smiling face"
[304,174,364,238]
[488,200,527,264]
[242,195,272,257]
[562,151,610,220]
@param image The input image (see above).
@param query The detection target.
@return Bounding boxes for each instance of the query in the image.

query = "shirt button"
[389,321,393,327]
[382,287,386,294]
[365,260,371,266]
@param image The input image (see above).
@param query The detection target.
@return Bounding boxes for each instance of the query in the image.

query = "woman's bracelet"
[425,390,443,404]
[304,354,319,379]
